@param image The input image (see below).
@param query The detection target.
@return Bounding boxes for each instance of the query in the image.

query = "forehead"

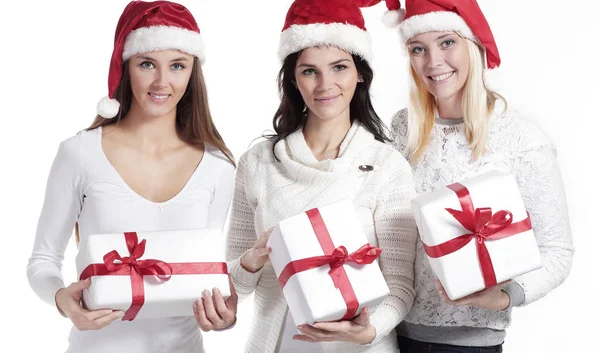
[134,49,194,60]
[297,46,353,62]
[408,31,456,44]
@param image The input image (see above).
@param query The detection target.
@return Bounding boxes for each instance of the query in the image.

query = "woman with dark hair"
[226,1,417,352]
[27,2,237,352]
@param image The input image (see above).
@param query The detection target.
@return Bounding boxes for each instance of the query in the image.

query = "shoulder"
[389,108,410,155]
[390,108,409,136]
[240,140,273,164]
[492,105,555,152]
[370,139,412,173]
[55,128,98,163]
[204,144,236,175]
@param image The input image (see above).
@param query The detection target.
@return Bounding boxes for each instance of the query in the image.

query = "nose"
[152,66,168,89]
[427,47,445,68]
[316,71,334,92]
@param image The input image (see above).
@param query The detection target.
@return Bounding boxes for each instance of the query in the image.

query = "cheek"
[173,74,192,93]
[339,74,358,92]
[129,72,151,93]
[296,78,315,99]
[410,58,427,79]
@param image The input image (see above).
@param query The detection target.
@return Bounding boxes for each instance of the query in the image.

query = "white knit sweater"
[390,103,574,346]
[226,122,418,353]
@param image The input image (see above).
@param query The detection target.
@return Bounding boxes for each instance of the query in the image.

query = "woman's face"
[407,31,470,104]
[294,46,360,124]
[128,50,194,119]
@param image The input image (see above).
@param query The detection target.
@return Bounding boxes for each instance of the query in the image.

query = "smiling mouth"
[148,93,170,102]
[429,71,455,82]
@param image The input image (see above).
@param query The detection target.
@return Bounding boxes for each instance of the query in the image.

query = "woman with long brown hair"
[27,1,237,352]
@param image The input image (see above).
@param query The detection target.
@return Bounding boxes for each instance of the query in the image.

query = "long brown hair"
[76,57,234,243]
[88,57,234,165]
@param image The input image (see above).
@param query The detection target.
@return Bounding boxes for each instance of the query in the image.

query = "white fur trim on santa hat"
[123,25,206,64]
[278,23,373,64]
[97,96,120,119]
[382,8,406,28]
[399,11,475,43]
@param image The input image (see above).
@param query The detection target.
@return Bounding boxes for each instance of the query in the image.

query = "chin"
[143,105,176,118]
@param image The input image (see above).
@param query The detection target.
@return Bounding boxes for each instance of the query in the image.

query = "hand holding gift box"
[267,199,390,326]
[75,228,230,321]
[412,171,542,300]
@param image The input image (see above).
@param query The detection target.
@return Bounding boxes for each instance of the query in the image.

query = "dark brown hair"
[268,50,390,157]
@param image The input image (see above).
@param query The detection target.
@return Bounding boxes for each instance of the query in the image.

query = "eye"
[140,61,155,69]
[410,46,425,55]
[333,64,347,72]
[301,68,317,76]
[170,63,185,71]
[441,39,456,48]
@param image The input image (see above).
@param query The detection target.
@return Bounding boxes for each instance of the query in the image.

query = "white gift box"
[267,199,390,325]
[75,228,230,320]
[412,171,542,300]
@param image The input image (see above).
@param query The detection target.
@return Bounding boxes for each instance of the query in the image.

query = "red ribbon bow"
[80,232,228,321]
[422,183,532,288]
[278,243,382,289]
[277,208,382,320]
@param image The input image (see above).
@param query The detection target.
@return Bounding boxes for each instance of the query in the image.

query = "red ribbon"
[422,183,532,288]
[80,232,228,321]
[277,208,382,320]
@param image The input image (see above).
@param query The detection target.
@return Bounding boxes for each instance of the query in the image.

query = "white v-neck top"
[27,127,235,353]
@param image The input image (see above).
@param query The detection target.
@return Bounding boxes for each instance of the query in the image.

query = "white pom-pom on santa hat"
[382,7,406,28]
[97,96,120,119]
[96,1,205,120]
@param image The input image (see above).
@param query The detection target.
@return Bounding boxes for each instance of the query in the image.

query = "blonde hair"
[405,38,506,163]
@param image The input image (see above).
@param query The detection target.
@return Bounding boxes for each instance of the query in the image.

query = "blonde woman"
[385,0,574,352]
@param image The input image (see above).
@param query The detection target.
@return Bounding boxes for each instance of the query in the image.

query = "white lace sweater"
[390,104,574,346]
[226,122,418,353]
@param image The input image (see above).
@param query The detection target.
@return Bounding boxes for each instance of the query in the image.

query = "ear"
[358,76,364,83]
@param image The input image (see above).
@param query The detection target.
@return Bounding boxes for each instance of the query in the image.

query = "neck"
[119,103,181,153]
[436,92,463,119]
[303,111,352,161]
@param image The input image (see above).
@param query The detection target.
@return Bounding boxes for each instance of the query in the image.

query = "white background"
[1,0,597,351]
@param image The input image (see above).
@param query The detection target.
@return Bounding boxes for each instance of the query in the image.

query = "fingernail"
[118,311,125,318]
[203,290,211,297]
[214,288,221,295]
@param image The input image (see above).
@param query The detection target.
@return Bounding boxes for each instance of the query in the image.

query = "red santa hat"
[97,0,205,119]
[395,0,500,69]
[278,0,395,64]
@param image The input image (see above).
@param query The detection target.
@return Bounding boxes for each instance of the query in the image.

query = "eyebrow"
[407,33,456,45]
[135,55,190,62]
[296,58,351,68]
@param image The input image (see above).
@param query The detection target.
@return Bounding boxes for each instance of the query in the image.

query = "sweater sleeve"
[510,121,574,306]
[207,155,235,230]
[225,154,263,297]
[367,153,418,345]
[27,136,83,308]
